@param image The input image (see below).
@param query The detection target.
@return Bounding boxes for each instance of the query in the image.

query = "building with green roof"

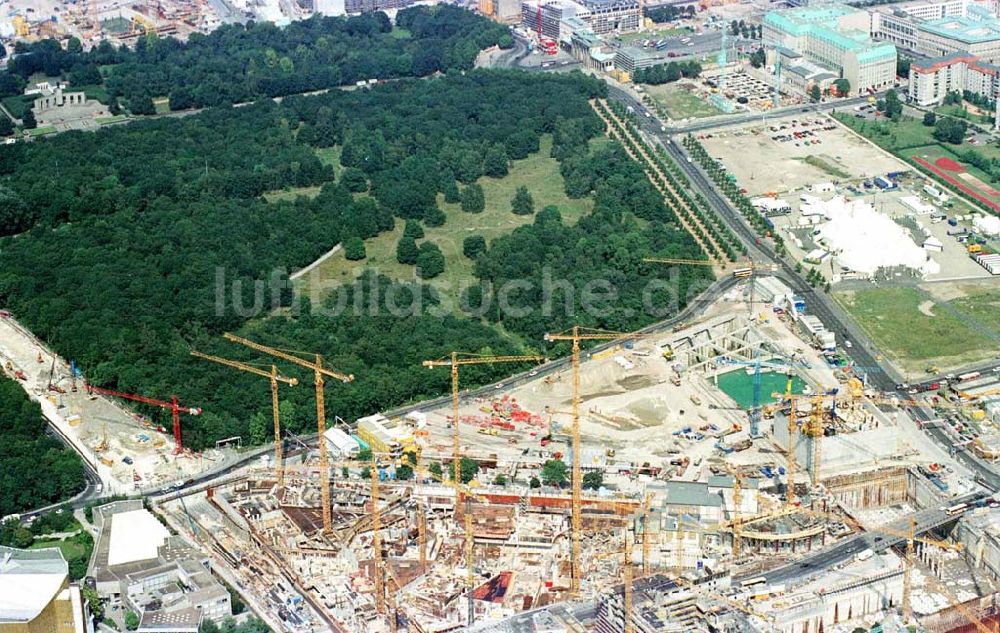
[763,4,897,95]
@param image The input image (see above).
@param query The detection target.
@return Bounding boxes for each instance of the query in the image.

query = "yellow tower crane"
[223,333,353,534]
[191,351,298,487]
[421,352,543,488]
[544,326,637,595]
[368,454,387,620]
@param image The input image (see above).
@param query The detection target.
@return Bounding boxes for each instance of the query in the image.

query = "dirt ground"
[418,288,843,477]
[699,112,910,196]
[0,316,230,494]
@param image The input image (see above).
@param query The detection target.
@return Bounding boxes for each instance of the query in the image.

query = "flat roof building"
[873,0,1000,64]
[764,4,897,95]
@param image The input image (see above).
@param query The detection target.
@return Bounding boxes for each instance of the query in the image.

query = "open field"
[835,113,1000,212]
[618,25,693,43]
[701,113,909,196]
[298,135,597,302]
[644,82,720,120]
[835,285,1000,373]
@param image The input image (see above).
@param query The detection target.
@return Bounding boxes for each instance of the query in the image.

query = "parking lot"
[698,112,910,196]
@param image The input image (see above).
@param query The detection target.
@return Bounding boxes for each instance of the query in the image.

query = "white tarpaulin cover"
[816,196,940,277]
[974,214,1000,237]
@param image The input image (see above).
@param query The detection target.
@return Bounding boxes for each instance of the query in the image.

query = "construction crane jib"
[223,333,353,534]
[421,352,544,489]
[190,350,298,488]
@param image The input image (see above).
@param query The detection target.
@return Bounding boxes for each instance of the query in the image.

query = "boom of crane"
[190,350,297,487]
[421,352,544,490]
[222,332,353,534]
[84,383,201,455]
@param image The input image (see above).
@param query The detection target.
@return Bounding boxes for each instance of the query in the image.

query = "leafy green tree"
[923,111,937,126]
[459,457,479,483]
[541,459,568,487]
[360,466,371,480]
[416,242,445,279]
[934,117,967,144]
[357,448,372,462]
[749,47,765,69]
[403,219,425,240]
[128,94,155,116]
[493,474,507,486]
[442,178,461,203]
[809,84,821,103]
[0,116,12,137]
[248,411,268,446]
[21,109,36,129]
[461,183,485,213]
[341,466,349,478]
[463,235,487,259]
[510,185,534,215]
[396,235,419,265]
[344,236,366,260]
[395,464,413,480]
[429,462,443,480]
[340,167,368,193]
[483,145,509,178]
[423,204,446,227]
[582,470,603,490]
[125,610,140,630]
[834,78,850,96]
[529,476,541,489]
[82,586,103,620]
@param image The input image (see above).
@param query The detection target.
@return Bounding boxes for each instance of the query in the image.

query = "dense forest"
[0,375,85,515]
[1,5,511,111]
[0,70,709,450]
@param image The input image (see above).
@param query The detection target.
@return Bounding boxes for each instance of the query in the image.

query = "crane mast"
[84,384,201,455]
[190,351,297,487]
[223,333,353,533]
[544,326,631,595]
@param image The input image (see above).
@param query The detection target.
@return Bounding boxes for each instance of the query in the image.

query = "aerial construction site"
[108,274,1000,633]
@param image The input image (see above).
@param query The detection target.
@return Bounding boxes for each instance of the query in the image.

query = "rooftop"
[0,546,68,624]
[108,508,171,567]
[920,15,1000,43]
[765,4,896,59]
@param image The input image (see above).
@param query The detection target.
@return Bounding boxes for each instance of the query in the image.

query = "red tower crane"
[84,384,202,455]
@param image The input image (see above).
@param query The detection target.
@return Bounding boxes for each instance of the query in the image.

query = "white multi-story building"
[872,0,1000,63]
[763,5,897,94]
[908,50,1000,127]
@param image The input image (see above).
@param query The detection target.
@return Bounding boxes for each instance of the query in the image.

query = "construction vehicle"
[223,332,353,534]
[191,350,297,487]
[85,384,201,455]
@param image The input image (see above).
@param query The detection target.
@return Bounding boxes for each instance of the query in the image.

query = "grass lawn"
[618,26,692,43]
[390,26,411,39]
[644,83,719,120]
[29,538,88,561]
[153,97,170,114]
[26,126,57,137]
[315,146,344,178]
[835,113,935,151]
[798,155,850,179]
[836,286,999,372]
[264,185,325,203]
[299,135,595,303]
[75,84,109,104]
[96,115,129,125]
[2,95,34,120]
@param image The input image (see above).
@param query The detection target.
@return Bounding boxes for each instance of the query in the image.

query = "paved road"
[665,93,881,134]
[605,84,902,391]
[759,490,986,585]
